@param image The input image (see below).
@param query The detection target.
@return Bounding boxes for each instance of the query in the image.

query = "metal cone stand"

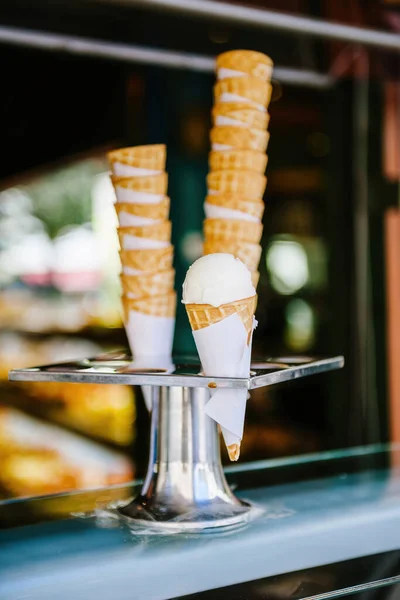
[9,354,344,532]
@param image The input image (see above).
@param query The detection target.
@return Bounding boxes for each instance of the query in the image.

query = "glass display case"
[1,443,400,599]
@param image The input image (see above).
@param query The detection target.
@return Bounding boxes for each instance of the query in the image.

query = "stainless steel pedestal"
[119,386,249,530]
[9,353,344,531]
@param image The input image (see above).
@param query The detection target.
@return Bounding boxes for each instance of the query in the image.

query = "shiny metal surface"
[0,26,334,89]
[121,0,400,50]
[8,353,344,530]
[119,386,250,530]
[8,353,344,389]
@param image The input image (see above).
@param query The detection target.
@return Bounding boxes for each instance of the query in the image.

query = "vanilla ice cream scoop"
[182,253,255,307]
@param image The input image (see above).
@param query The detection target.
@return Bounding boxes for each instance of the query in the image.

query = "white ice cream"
[182,253,255,307]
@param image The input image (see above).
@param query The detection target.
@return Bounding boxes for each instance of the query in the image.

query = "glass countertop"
[1,443,400,600]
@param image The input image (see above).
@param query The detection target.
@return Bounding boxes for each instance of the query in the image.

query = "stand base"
[118,497,252,532]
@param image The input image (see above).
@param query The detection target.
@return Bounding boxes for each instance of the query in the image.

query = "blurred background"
[0,0,399,501]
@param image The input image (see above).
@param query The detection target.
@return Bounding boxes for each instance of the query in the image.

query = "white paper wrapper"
[217,67,246,80]
[119,233,170,250]
[212,143,233,151]
[191,312,256,455]
[118,211,161,227]
[215,115,247,127]
[114,186,164,205]
[218,92,266,112]
[125,355,175,411]
[204,202,259,223]
[125,312,175,358]
[124,312,175,409]
[111,163,161,177]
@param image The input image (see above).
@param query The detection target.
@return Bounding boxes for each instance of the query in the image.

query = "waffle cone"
[207,170,266,200]
[122,291,176,319]
[186,295,256,344]
[115,197,170,222]
[118,221,171,244]
[209,149,267,173]
[204,218,263,244]
[217,50,273,81]
[210,126,269,153]
[212,104,270,130]
[205,194,264,220]
[251,271,260,288]
[214,77,272,109]
[203,239,262,272]
[227,443,241,461]
[107,145,166,172]
[119,247,173,272]
[111,173,167,195]
[120,269,175,298]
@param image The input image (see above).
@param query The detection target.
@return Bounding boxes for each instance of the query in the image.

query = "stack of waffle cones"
[203,50,273,288]
[108,145,176,375]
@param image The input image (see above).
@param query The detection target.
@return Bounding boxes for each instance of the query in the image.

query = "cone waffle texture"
[115,198,170,221]
[214,78,272,108]
[118,221,171,244]
[205,194,264,220]
[203,239,262,272]
[213,104,270,130]
[204,218,263,244]
[107,145,166,171]
[119,247,173,272]
[209,149,267,174]
[120,268,175,297]
[227,444,241,461]
[112,173,168,194]
[217,50,273,81]
[207,170,266,199]
[251,271,260,288]
[186,295,256,344]
[210,126,269,153]
[122,291,177,319]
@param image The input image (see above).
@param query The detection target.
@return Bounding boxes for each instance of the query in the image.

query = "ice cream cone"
[251,271,260,288]
[210,126,269,153]
[111,173,167,194]
[186,295,256,341]
[209,149,267,174]
[204,218,263,244]
[119,247,174,272]
[207,170,266,199]
[115,197,170,226]
[120,269,175,298]
[212,103,270,130]
[107,144,166,176]
[216,50,273,82]
[122,291,176,319]
[205,194,265,220]
[118,221,172,250]
[203,239,262,272]
[214,77,272,110]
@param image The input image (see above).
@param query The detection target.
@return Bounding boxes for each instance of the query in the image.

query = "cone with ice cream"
[107,144,166,176]
[183,254,257,461]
